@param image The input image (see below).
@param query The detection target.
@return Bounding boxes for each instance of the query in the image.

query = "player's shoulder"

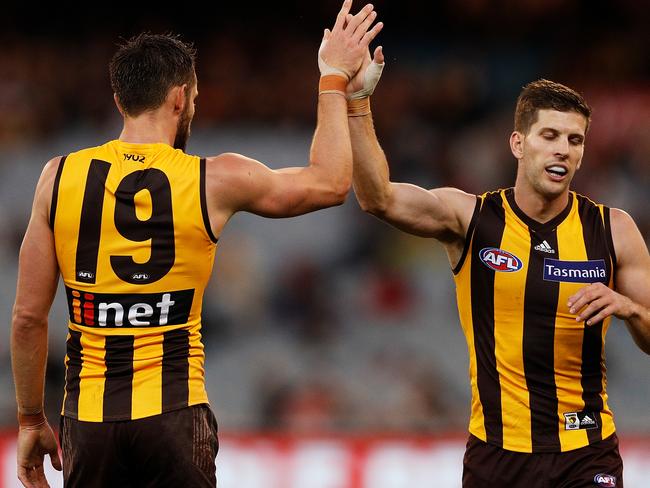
[204,152,266,184]
[205,152,256,170]
[39,155,66,183]
[609,207,638,232]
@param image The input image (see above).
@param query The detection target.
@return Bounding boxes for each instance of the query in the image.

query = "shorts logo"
[543,258,607,283]
[479,248,523,272]
[593,474,616,487]
[66,286,194,327]
[564,411,599,430]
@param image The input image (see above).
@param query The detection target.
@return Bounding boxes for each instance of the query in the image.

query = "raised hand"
[318,0,383,80]
[347,45,384,99]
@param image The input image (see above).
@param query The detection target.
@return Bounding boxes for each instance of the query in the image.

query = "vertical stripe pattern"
[49,155,67,229]
[470,192,505,446]
[577,196,608,443]
[455,189,616,453]
[75,159,111,284]
[162,329,190,412]
[103,335,135,419]
[200,158,218,243]
[64,330,83,417]
[523,227,561,451]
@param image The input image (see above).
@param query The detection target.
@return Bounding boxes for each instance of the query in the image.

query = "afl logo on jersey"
[479,248,523,272]
[131,272,151,282]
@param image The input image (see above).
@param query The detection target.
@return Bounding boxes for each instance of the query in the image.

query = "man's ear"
[113,93,125,117]
[510,131,525,160]
[171,84,188,115]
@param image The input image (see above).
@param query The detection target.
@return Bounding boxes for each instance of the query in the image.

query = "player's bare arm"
[348,47,476,267]
[568,208,650,354]
[11,157,64,487]
[204,0,383,228]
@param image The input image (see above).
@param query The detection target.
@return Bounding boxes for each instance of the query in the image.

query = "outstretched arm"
[11,157,63,487]
[568,208,650,354]
[348,48,476,265]
[205,1,383,227]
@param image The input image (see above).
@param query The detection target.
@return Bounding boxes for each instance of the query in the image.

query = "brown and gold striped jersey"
[51,140,218,421]
[453,188,616,452]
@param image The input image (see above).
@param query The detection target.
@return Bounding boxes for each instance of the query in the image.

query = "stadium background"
[1,1,648,486]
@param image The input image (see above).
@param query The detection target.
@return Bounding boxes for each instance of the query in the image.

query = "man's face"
[174,79,198,151]
[517,109,587,198]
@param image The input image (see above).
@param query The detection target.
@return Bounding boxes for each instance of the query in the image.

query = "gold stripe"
[454,239,486,440]
[494,203,531,452]
[131,333,163,419]
[76,328,106,421]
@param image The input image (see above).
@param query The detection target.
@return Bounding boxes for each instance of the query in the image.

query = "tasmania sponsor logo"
[543,258,607,283]
[479,247,523,272]
[66,286,194,327]
[593,473,616,487]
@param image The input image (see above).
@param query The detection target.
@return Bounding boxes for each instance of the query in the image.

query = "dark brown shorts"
[462,433,623,488]
[60,404,219,488]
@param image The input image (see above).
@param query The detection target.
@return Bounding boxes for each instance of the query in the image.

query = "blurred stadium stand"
[1,1,648,486]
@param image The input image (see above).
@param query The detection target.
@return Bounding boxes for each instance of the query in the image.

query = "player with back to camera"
[10,2,383,487]
[345,44,650,487]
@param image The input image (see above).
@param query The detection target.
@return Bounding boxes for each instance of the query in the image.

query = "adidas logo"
[534,240,555,253]
[581,415,596,426]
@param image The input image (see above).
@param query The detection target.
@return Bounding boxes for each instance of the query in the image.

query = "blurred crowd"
[1,0,649,433]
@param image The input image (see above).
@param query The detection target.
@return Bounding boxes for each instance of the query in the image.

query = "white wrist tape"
[348,61,385,100]
[318,39,349,79]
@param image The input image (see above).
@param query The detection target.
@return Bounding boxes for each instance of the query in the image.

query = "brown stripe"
[63,329,83,418]
[523,225,561,451]
[453,195,481,275]
[577,195,608,443]
[200,158,218,243]
[470,191,505,446]
[76,159,111,284]
[49,155,67,229]
[603,206,617,282]
[162,329,190,412]
[103,335,135,420]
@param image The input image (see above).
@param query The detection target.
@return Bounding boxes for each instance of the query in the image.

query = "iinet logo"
[66,287,194,328]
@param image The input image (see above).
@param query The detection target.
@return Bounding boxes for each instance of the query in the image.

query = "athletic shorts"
[462,433,623,488]
[59,404,219,488]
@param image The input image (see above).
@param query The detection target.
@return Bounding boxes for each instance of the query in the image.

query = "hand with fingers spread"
[318,0,383,81]
[568,282,635,326]
[16,413,62,488]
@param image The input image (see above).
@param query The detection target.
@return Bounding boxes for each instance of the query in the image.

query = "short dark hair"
[514,79,591,134]
[110,33,196,117]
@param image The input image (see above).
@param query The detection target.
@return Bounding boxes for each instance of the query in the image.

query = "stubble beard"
[173,109,192,151]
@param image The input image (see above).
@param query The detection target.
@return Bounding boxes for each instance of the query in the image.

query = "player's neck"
[119,112,176,147]
[512,185,570,224]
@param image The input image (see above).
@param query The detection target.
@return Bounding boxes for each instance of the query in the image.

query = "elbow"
[325,176,352,206]
[333,181,352,205]
[12,305,48,334]
[356,193,390,217]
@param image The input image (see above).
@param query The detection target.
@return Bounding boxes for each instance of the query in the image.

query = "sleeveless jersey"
[51,140,218,421]
[453,188,617,452]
